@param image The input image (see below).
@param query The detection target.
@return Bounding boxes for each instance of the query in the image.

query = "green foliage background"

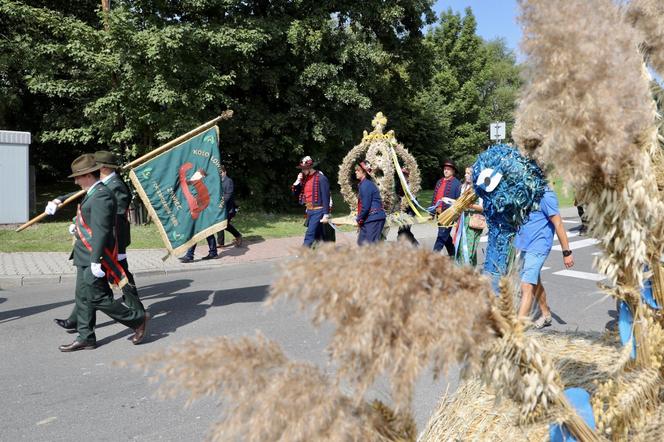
[0,1,521,209]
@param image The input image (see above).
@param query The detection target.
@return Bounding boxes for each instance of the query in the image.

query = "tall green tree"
[0,0,436,209]
[397,8,522,184]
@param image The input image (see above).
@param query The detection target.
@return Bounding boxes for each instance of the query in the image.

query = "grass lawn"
[549,178,575,208]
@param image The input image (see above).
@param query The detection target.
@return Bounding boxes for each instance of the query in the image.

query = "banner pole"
[15,111,234,233]
[121,111,233,171]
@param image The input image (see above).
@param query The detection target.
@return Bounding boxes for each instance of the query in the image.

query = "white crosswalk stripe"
[552,270,605,281]
[480,230,584,245]
[552,238,599,251]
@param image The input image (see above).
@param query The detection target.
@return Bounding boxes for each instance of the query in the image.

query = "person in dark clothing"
[431,160,462,254]
[48,151,146,332]
[291,156,331,247]
[355,161,386,244]
[216,165,243,247]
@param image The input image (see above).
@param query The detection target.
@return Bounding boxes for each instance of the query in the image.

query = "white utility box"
[0,130,31,224]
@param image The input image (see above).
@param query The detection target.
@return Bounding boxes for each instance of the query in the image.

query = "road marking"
[552,270,605,281]
[552,238,599,251]
[541,266,550,271]
[36,417,57,426]
[592,252,603,256]
[563,219,580,224]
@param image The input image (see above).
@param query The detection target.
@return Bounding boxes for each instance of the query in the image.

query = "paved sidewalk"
[0,232,355,288]
[0,207,580,288]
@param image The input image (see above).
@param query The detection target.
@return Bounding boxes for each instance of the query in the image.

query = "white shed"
[0,130,31,224]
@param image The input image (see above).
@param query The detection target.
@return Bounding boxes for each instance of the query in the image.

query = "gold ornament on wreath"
[338,112,421,219]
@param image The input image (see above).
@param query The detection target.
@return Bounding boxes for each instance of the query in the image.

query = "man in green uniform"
[58,154,148,352]
[49,151,145,330]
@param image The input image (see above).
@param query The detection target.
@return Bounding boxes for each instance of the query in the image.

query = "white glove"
[90,262,105,278]
[293,172,304,186]
[117,253,127,261]
[68,224,76,235]
[45,199,62,215]
[320,214,330,223]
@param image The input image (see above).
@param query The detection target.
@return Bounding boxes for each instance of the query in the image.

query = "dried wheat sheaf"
[513,0,654,188]
[627,0,664,75]
[269,242,496,411]
[135,333,411,442]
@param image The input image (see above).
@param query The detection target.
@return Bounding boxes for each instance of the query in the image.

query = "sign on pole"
[490,122,506,141]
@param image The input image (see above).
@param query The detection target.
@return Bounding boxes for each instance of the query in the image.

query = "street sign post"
[490,122,506,141]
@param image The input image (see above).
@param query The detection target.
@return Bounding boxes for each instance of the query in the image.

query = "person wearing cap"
[355,160,386,244]
[51,151,146,331]
[432,160,462,254]
[291,156,331,247]
[58,154,148,352]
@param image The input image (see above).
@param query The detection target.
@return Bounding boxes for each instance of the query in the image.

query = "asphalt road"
[0,218,615,441]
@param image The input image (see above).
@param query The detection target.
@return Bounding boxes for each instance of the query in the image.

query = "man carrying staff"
[431,160,461,254]
[291,156,331,247]
[58,154,148,352]
[355,160,386,244]
[48,151,146,329]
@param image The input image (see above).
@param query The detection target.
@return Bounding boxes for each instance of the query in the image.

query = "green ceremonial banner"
[129,126,227,257]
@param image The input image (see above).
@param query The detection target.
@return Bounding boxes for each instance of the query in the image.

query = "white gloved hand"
[320,214,330,224]
[45,199,62,215]
[293,172,304,186]
[68,224,76,235]
[90,262,105,278]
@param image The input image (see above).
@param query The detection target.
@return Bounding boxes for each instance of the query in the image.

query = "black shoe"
[179,256,193,263]
[59,340,96,352]
[54,318,76,330]
[200,254,218,260]
[233,236,243,247]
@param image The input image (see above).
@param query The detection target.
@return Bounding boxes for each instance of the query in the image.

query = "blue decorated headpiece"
[472,144,547,280]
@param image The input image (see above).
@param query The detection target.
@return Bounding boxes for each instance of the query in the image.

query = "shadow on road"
[96,284,270,346]
[213,285,269,306]
[0,299,74,324]
[139,279,194,299]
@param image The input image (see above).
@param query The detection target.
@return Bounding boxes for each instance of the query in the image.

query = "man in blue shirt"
[515,188,574,328]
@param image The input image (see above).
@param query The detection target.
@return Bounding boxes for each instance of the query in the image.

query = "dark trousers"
[433,227,455,255]
[358,219,385,245]
[68,259,144,323]
[303,209,325,247]
[74,265,144,343]
[185,235,217,259]
[216,223,242,245]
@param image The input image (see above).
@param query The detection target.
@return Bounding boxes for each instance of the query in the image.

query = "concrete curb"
[0,254,301,289]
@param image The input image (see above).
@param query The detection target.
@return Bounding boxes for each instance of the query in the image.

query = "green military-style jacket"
[70,182,118,267]
[103,173,132,254]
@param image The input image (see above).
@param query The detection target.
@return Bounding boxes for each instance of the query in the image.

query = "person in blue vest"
[355,160,386,244]
[431,160,462,254]
[291,156,331,247]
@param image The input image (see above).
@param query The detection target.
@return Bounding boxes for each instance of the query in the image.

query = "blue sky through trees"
[434,1,521,53]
